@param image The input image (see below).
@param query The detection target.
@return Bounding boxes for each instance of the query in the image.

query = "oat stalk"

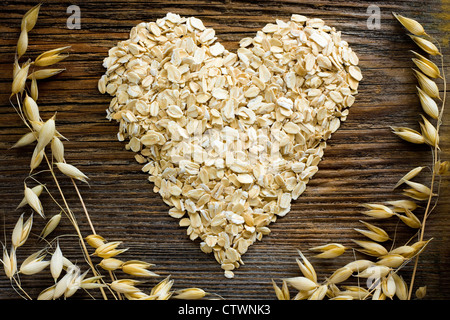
[407,35,446,300]
[4,4,209,301]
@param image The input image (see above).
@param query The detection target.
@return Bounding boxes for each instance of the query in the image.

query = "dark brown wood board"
[0,0,449,300]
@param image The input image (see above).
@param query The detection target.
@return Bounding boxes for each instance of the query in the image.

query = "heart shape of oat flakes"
[98,12,362,278]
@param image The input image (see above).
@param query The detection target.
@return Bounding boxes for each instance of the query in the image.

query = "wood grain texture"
[0,0,449,300]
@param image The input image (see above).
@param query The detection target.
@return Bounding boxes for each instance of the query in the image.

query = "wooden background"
[0,0,449,300]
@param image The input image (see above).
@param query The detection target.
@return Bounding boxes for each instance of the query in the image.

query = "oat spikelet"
[341,285,371,300]
[272,280,285,300]
[34,52,69,67]
[391,272,408,300]
[94,241,128,258]
[29,120,43,132]
[126,291,155,300]
[30,74,38,101]
[402,188,430,201]
[381,273,396,299]
[309,243,347,259]
[372,288,385,300]
[392,12,427,36]
[411,51,442,79]
[110,279,141,294]
[50,240,64,280]
[11,131,37,149]
[30,147,44,172]
[361,209,394,219]
[283,276,318,291]
[390,245,416,258]
[11,63,30,95]
[411,240,432,255]
[59,277,74,298]
[65,268,84,299]
[308,284,328,300]
[416,286,427,299]
[150,276,174,299]
[1,245,17,279]
[386,199,418,212]
[85,234,106,249]
[39,211,61,239]
[413,69,440,99]
[344,259,373,273]
[362,203,395,218]
[409,35,441,56]
[35,115,56,154]
[354,220,390,242]
[23,94,40,122]
[172,288,206,300]
[291,290,312,300]
[121,260,158,277]
[56,162,89,183]
[356,265,391,278]
[28,68,65,80]
[17,184,43,209]
[13,58,20,79]
[376,254,406,268]
[393,166,425,189]
[37,285,56,300]
[273,280,290,300]
[391,126,425,144]
[419,114,439,147]
[98,258,124,271]
[24,183,44,217]
[326,267,353,284]
[53,265,80,299]
[351,239,388,257]
[397,209,422,228]
[51,136,65,162]
[437,161,450,175]
[330,295,354,300]
[12,213,33,248]
[80,275,106,290]
[403,180,432,196]
[19,249,50,275]
[21,3,41,32]
[16,24,28,58]
[35,46,71,61]
[296,249,317,283]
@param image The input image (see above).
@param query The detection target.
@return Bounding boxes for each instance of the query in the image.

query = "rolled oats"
[99,13,361,277]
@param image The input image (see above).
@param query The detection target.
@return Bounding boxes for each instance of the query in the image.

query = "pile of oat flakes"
[98,12,361,278]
